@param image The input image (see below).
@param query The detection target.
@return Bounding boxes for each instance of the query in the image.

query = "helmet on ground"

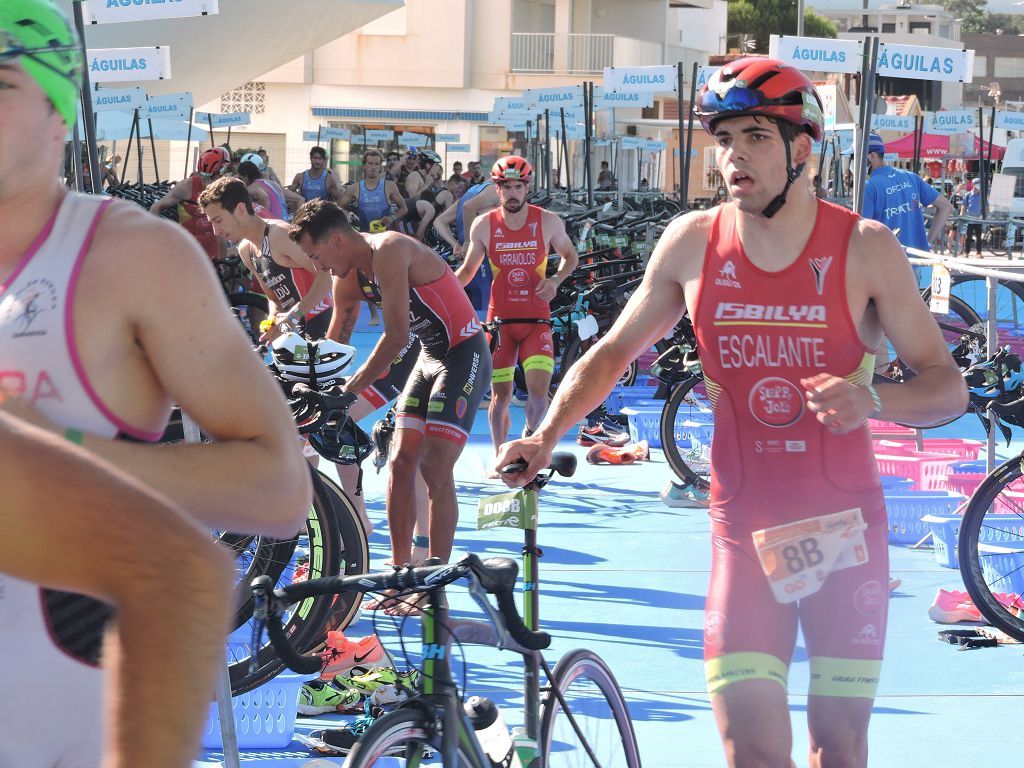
[241,152,266,172]
[271,333,356,383]
[695,56,824,142]
[309,417,373,465]
[491,155,533,183]
[198,147,228,177]
[0,0,83,128]
[867,133,886,155]
[420,149,442,166]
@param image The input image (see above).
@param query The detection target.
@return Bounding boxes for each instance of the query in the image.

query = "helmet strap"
[760,138,804,219]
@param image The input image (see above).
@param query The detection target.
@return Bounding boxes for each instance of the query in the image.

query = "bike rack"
[182,411,242,768]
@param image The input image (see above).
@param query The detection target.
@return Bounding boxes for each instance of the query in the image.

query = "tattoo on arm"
[336,305,358,344]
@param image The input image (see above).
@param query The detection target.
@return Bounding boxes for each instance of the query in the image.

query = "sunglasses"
[700,83,795,116]
[0,31,79,83]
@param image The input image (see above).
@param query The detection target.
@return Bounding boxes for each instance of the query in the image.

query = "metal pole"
[854,36,880,215]
[987,275,998,472]
[676,61,686,204]
[316,126,322,146]
[72,2,102,194]
[682,61,698,210]
[615,137,624,210]
[545,109,552,191]
[797,0,805,37]
[147,118,160,185]
[226,126,232,150]
[978,106,988,219]
[119,112,136,187]
[135,109,144,187]
[560,108,571,197]
[208,115,215,148]
[183,107,194,179]
[585,82,594,207]
[985,106,996,221]
[71,122,83,192]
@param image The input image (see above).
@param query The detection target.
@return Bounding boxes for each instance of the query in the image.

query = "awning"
[883,132,1006,160]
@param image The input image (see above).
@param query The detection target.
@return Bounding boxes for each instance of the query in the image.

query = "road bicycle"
[251,453,642,767]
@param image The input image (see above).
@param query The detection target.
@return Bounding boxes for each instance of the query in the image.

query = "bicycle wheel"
[957,457,1024,642]
[227,470,343,695]
[315,472,371,635]
[540,649,642,768]
[659,375,712,491]
[345,708,473,766]
[943,276,1024,346]
[229,291,270,345]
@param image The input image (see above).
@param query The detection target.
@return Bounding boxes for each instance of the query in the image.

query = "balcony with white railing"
[511,33,666,74]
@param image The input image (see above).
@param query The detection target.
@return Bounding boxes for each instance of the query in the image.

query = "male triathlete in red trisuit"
[457,156,578,451]
[496,57,966,767]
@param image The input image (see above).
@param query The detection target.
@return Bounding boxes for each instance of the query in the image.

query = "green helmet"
[0,0,83,127]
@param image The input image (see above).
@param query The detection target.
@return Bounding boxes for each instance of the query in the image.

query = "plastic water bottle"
[464,696,512,765]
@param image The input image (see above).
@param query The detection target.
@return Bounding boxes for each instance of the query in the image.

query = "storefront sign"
[91,86,147,112]
[525,86,585,110]
[603,65,676,93]
[926,110,976,134]
[446,144,471,152]
[995,111,1024,131]
[877,43,972,83]
[87,46,171,82]
[144,91,192,120]
[593,86,653,110]
[400,132,430,147]
[195,111,251,128]
[493,97,532,116]
[365,129,394,142]
[871,114,915,132]
[436,133,461,143]
[83,0,219,24]
[318,127,351,141]
[769,35,862,74]
[644,140,667,152]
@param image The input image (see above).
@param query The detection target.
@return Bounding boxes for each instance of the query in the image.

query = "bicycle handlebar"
[251,553,551,675]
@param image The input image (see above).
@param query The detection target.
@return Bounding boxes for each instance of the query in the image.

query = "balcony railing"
[511,33,616,74]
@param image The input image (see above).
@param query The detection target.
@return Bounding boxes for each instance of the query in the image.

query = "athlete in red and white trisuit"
[289,200,490,598]
[495,57,966,768]
[457,155,578,450]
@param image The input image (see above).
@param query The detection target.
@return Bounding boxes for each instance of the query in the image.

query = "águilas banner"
[926,110,977,135]
[876,43,973,83]
[603,65,676,94]
[871,114,915,132]
[769,35,863,75]
[593,86,653,110]
[144,91,193,120]
[524,86,585,111]
[195,112,251,128]
[83,0,219,24]
[88,47,171,82]
[995,111,1024,131]
[91,86,147,112]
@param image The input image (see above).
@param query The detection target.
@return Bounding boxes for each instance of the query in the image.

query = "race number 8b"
[782,538,823,574]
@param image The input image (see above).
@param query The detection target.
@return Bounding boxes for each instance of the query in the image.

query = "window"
[220,81,265,115]
[909,21,931,34]
[995,57,1024,79]
[326,123,436,184]
[974,56,988,79]
[361,7,406,36]
[882,23,896,33]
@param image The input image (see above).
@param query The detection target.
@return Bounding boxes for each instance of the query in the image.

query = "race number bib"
[752,509,868,604]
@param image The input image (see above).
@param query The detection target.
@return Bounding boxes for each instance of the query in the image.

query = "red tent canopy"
[883,132,1005,160]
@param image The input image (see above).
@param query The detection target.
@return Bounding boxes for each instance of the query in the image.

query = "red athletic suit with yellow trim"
[486,205,554,383]
[693,200,888,699]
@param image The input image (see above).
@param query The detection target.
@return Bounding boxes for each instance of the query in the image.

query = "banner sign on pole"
[446,144,472,153]
[400,132,430,147]
[87,47,171,82]
[143,91,192,120]
[365,129,394,143]
[621,136,644,150]
[871,114,915,132]
[195,112,251,128]
[995,111,1024,131]
[593,86,653,110]
[316,127,351,141]
[925,110,977,134]
[83,0,219,24]
[552,124,587,140]
[488,112,532,129]
[769,35,863,74]
[493,97,533,116]
[91,86,147,112]
[643,140,667,152]
[525,86,585,111]
[436,133,462,143]
[695,67,720,90]
[603,65,677,94]
[876,43,973,83]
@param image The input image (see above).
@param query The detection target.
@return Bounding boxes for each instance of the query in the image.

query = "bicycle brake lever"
[465,572,515,651]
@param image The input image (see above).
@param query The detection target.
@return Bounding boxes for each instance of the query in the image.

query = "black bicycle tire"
[957,456,1024,642]
[659,376,712,491]
[540,648,642,768]
[345,707,475,767]
[315,472,371,637]
[229,291,270,345]
[939,274,1024,337]
[988,225,1009,258]
[227,470,343,695]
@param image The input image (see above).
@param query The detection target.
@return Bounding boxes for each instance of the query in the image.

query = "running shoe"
[928,588,982,624]
[888,576,902,593]
[577,422,630,447]
[586,440,649,465]
[298,680,363,716]
[333,666,420,697]
[659,480,711,508]
[318,631,389,681]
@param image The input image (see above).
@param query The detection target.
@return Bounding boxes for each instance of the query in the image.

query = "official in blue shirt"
[960,177,984,256]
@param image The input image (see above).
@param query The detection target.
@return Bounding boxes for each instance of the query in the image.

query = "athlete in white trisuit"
[0,3,311,765]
